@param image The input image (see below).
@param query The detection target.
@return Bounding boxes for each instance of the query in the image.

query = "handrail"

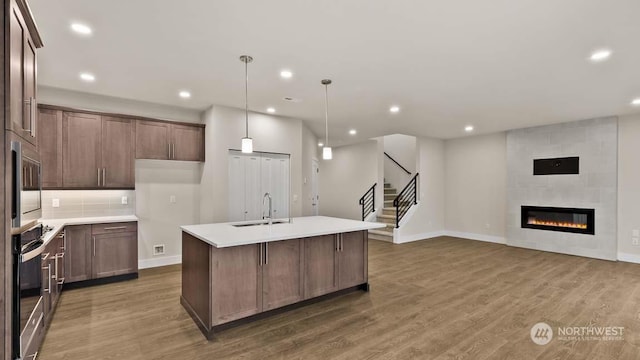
[359,183,376,221]
[384,152,411,176]
[392,173,419,228]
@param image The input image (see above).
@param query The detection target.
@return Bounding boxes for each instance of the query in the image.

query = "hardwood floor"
[40,237,640,359]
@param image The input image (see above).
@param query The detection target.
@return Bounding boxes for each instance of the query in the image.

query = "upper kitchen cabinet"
[101,116,135,188]
[136,120,205,162]
[7,0,43,145]
[62,112,102,188]
[37,108,63,188]
[62,111,136,189]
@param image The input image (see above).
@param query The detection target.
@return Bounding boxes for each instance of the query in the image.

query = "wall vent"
[153,245,165,256]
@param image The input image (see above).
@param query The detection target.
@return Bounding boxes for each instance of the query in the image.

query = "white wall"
[383,134,416,190]
[301,125,319,216]
[318,140,378,220]
[199,105,317,223]
[135,160,201,268]
[396,137,446,242]
[444,133,507,241]
[38,86,202,124]
[617,114,640,261]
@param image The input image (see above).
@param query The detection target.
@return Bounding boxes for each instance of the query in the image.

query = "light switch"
[293,194,298,202]
[121,196,128,205]
[52,199,60,208]
[170,195,176,204]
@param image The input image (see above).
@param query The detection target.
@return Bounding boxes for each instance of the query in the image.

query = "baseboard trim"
[444,231,507,245]
[617,252,640,264]
[393,230,506,245]
[139,255,182,269]
[394,231,447,244]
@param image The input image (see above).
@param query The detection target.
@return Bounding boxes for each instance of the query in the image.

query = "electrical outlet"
[153,244,165,256]
[52,199,60,208]
[633,238,639,246]
[121,196,128,205]
[169,195,176,204]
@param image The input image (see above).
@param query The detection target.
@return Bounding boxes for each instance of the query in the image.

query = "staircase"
[368,182,397,242]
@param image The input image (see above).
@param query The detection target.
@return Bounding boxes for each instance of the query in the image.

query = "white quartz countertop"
[181,216,387,248]
[39,215,138,246]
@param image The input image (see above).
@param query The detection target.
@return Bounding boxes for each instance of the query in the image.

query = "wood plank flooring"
[39,237,640,359]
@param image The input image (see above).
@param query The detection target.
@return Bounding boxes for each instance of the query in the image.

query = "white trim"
[364,208,379,222]
[444,231,507,245]
[139,255,181,269]
[617,252,640,264]
[394,230,446,244]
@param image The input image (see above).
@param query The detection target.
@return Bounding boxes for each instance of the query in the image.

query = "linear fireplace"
[521,206,595,235]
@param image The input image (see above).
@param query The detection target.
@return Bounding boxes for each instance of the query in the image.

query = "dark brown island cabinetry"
[64,222,138,286]
[7,0,43,146]
[136,120,204,161]
[181,230,368,339]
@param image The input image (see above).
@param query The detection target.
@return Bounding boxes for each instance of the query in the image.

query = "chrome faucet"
[263,192,273,225]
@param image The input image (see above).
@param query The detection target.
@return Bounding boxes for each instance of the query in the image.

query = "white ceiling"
[29,0,640,144]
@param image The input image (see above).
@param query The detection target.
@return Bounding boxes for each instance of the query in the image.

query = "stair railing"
[384,152,411,175]
[393,173,419,228]
[359,183,377,221]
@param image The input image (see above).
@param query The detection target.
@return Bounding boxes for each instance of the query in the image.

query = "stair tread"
[377,214,394,219]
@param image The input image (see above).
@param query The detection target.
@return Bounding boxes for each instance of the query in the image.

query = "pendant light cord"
[324,84,329,146]
[245,59,249,138]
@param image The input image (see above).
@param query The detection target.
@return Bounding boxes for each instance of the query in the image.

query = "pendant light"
[321,79,332,160]
[240,55,253,153]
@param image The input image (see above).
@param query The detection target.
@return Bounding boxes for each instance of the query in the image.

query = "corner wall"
[617,113,640,262]
[444,133,507,242]
[318,140,378,220]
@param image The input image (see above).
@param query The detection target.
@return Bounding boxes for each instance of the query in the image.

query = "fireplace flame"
[528,219,587,229]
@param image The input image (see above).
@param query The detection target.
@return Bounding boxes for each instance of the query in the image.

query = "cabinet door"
[23,32,37,144]
[64,225,92,283]
[211,244,262,325]
[41,252,52,325]
[171,124,204,161]
[102,116,135,188]
[8,2,26,137]
[262,239,303,311]
[92,232,138,279]
[338,231,367,289]
[303,235,338,299]
[38,108,63,188]
[135,120,170,160]
[62,112,102,188]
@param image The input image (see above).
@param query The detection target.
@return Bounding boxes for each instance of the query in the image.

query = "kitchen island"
[180,216,385,339]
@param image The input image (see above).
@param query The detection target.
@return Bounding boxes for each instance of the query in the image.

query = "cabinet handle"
[26,351,38,360]
[29,167,33,188]
[53,253,58,280]
[103,226,127,230]
[172,143,175,159]
[24,97,36,137]
[97,168,101,187]
[258,243,262,266]
[56,253,65,285]
[43,264,52,294]
[60,232,66,251]
[93,237,96,257]
[103,168,106,187]
[41,252,50,261]
[168,143,171,159]
[265,243,268,265]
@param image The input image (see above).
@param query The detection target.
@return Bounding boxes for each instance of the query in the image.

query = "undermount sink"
[232,220,288,227]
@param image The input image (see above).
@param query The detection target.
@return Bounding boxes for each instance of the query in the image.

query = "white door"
[272,156,290,219]
[311,158,319,215]
[244,155,262,221]
[228,154,246,221]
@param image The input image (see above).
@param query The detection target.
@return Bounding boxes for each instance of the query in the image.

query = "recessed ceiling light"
[349,129,357,135]
[71,23,92,35]
[318,142,324,147]
[632,98,640,106]
[389,106,400,113]
[79,73,95,82]
[589,49,612,62]
[179,91,191,99]
[280,70,293,79]
[266,107,276,113]
[465,125,474,132]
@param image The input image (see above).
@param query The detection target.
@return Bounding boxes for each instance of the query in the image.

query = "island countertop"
[180,216,386,248]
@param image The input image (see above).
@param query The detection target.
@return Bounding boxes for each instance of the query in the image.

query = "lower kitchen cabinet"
[65,222,138,284]
[303,234,338,298]
[337,231,367,289]
[42,232,65,324]
[262,239,303,311]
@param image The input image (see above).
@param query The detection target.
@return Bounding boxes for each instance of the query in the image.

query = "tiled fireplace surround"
[507,117,618,260]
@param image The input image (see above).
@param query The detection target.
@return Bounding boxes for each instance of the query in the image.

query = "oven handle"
[21,244,45,263]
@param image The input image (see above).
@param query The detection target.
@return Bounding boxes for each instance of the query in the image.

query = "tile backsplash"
[41,190,136,219]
